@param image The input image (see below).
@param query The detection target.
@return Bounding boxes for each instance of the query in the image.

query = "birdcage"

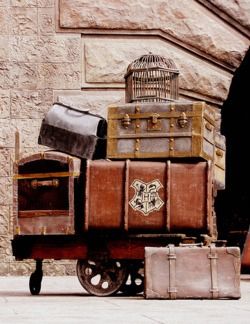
[124,53,179,103]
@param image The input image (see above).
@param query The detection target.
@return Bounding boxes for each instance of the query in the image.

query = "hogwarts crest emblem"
[129,179,164,216]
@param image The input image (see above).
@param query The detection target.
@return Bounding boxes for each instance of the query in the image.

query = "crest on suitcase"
[129,179,164,216]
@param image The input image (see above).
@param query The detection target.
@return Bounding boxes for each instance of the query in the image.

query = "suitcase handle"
[31,179,59,189]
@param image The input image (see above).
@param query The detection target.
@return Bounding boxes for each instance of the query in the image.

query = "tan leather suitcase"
[107,101,217,160]
[144,245,241,299]
[13,151,81,235]
[84,160,215,236]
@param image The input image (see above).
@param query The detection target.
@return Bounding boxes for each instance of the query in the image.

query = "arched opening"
[216,47,250,249]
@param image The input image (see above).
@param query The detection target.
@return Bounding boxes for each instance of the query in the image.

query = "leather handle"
[31,179,59,189]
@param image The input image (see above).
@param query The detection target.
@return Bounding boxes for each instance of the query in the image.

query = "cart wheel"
[76,259,128,297]
[120,260,144,296]
[29,272,42,295]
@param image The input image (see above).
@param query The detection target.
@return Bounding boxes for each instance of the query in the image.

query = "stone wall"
[0,0,249,275]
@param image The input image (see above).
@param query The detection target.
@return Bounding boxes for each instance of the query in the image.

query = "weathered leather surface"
[38,103,107,159]
[85,160,214,235]
[107,101,216,160]
[145,245,241,299]
[13,151,81,235]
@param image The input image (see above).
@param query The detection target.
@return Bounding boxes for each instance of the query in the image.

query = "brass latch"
[177,112,188,128]
[216,149,224,157]
[122,114,131,128]
[148,113,162,131]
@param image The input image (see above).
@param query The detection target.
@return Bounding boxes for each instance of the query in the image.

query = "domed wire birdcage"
[124,53,179,103]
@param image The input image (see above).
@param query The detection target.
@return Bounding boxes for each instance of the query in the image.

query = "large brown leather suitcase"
[107,101,217,160]
[13,151,81,235]
[84,160,215,236]
[38,102,107,159]
[241,226,250,271]
[144,245,241,299]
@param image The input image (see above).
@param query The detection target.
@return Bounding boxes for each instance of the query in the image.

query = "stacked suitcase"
[16,53,240,299]
[103,54,239,299]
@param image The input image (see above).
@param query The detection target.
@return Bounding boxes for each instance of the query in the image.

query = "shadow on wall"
[216,46,250,248]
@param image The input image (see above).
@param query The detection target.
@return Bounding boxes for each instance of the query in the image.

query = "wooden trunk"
[13,151,81,235]
[85,160,215,236]
[107,101,217,160]
[144,245,241,299]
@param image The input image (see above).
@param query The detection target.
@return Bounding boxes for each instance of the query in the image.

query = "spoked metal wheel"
[76,259,128,296]
[119,260,144,296]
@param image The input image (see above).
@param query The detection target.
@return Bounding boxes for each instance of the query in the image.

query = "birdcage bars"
[125,53,179,103]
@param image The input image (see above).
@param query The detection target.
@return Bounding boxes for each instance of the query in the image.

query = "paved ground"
[0,276,250,324]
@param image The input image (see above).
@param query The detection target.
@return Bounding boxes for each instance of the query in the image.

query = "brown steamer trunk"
[144,245,241,299]
[13,151,81,235]
[85,160,214,236]
[107,101,216,160]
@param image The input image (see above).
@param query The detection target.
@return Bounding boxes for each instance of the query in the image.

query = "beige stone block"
[83,37,231,102]
[9,36,41,62]
[9,8,38,35]
[11,89,53,118]
[0,262,9,273]
[10,0,37,6]
[9,261,34,275]
[0,206,10,235]
[0,90,10,118]
[38,8,55,34]
[10,63,38,89]
[0,177,12,205]
[0,36,9,61]
[0,8,9,35]
[0,63,10,89]
[9,35,81,63]
[38,0,54,7]
[37,63,81,89]
[56,90,124,118]
[0,149,11,176]
[12,119,42,148]
[60,0,248,68]
[0,120,15,147]
[0,119,41,148]
[208,0,250,30]
[0,0,9,6]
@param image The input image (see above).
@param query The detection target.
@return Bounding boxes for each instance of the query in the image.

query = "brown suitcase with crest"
[144,245,241,299]
[107,101,216,160]
[84,160,215,236]
[13,151,81,235]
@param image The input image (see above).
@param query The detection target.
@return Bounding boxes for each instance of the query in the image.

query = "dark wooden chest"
[84,160,215,236]
[13,151,81,235]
